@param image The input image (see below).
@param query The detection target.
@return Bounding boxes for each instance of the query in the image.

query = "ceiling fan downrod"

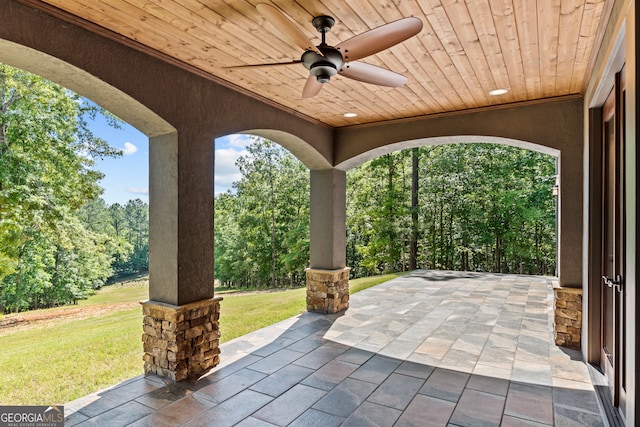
[306,15,342,83]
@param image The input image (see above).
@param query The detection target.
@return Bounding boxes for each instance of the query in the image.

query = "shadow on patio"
[64,270,605,426]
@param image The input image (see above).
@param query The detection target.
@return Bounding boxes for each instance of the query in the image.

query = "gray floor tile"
[335,347,375,365]
[76,400,154,426]
[292,345,346,369]
[554,405,605,427]
[342,401,402,427]
[289,409,345,427]
[249,364,314,397]
[419,368,470,402]
[349,355,401,384]
[250,337,298,357]
[252,384,326,426]
[367,373,425,410]
[379,338,420,359]
[194,368,266,403]
[77,378,163,418]
[552,387,601,415]
[500,415,552,426]
[510,361,552,386]
[312,378,378,417]
[184,390,272,427]
[128,395,215,427]
[465,374,509,396]
[134,381,202,410]
[64,411,89,427]
[285,334,327,353]
[246,349,305,374]
[449,389,505,427]
[394,360,434,379]
[206,354,263,380]
[395,394,456,427]
[301,359,359,391]
[234,417,278,427]
[439,348,479,373]
[504,382,554,425]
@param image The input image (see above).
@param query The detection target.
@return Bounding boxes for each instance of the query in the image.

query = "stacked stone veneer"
[306,268,350,314]
[141,297,222,381]
[554,286,582,349]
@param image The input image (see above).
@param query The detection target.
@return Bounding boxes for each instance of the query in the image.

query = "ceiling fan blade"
[336,17,423,62]
[302,75,323,98]
[224,60,302,68]
[339,61,408,87]
[256,3,321,54]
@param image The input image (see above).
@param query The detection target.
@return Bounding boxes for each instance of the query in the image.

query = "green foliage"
[215,137,309,288]
[347,144,557,276]
[0,64,123,312]
[77,198,148,277]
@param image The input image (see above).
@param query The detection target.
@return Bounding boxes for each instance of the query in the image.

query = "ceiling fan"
[228,3,423,99]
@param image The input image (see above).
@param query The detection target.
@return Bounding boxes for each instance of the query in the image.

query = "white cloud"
[215,147,248,194]
[128,187,149,196]
[123,142,138,155]
[226,134,251,148]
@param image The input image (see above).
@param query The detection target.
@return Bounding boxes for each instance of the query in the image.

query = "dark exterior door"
[600,70,626,415]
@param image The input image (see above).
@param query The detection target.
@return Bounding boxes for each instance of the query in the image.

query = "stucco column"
[307,169,350,313]
[558,152,583,288]
[143,130,221,381]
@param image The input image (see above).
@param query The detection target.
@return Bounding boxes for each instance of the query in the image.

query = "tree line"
[0,64,148,313]
[214,138,557,287]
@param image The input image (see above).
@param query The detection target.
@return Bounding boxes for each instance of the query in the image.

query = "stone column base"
[306,267,350,314]
[553,285,582,349]
[141,297,222,381]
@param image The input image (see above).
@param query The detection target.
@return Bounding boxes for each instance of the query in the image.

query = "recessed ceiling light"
[489,88,509,96]
[344,112,358,118]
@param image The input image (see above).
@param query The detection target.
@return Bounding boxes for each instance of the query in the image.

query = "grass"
[0,271,407,405]
[220,288,307,342]
[0,309,142,405]
[349,272,407,294]
[77,278,149,306]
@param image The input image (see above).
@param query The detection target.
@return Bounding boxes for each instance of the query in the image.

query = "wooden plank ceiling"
[36,0,608,127]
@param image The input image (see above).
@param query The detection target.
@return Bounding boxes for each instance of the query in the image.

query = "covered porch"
[65,271,605,426]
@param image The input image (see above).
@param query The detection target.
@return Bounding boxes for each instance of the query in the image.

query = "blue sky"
[88,112,250,205]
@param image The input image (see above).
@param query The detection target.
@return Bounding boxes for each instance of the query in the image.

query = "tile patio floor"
[65,270,606,426]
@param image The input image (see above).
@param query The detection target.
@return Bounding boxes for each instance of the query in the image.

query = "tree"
[0,64,121,311]
[214,137,309,288]
[410,147,419,270]
[347,143,557,276]
[124,199,148,273]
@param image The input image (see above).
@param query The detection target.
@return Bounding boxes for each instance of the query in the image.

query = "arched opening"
[213,133,311,291]
[344,141,559,279]
[335,135,560,171]
[0,39,173,139]
[0,58,156,404]
[335,134,581,286]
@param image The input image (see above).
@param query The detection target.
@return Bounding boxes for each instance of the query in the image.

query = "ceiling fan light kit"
[231,3,423,99]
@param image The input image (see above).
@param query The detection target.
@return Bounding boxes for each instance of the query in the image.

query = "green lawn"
[0,272,406,405]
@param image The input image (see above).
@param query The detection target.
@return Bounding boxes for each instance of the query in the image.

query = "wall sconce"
[552,175,559,196]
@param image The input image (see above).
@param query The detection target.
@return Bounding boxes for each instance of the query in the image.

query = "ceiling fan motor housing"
[302,47,344,83]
